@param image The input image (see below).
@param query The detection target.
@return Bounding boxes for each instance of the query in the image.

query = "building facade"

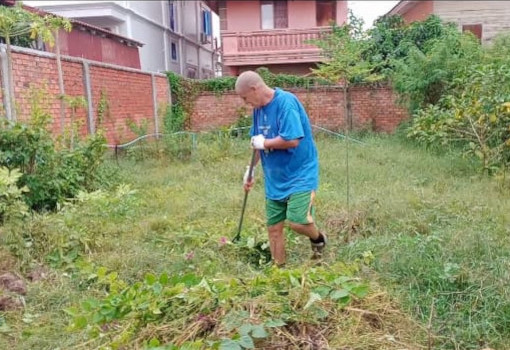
[387,1,510,44]
[216,0,348,76]
[26,0,219,77]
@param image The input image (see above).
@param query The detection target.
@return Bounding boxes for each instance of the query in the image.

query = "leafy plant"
[392,28,482,112]
[0,2,71,120]
[60,95,88,150]
[0,105,107,211]
[0,167,28,223]
[65,263,368,348]
[96,88,111,129]
[312,11,382,216]
[408,62,510,173]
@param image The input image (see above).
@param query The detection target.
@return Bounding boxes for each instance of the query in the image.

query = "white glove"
[243,165,255,185]
[251,134,266,150]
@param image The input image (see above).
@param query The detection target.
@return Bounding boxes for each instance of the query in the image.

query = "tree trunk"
[346,86,353,131]
[55,29,66,133]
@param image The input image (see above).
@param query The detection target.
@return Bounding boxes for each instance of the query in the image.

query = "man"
[236,70,326,267]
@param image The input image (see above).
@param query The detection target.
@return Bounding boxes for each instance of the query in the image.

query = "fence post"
[82,60,95,134]
[151,73,159,136]
[0,45,13,121]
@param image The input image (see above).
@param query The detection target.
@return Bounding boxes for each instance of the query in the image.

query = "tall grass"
[325,135,510,349]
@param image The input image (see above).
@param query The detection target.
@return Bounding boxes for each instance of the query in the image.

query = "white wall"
[24,0,219,76]
[130,16,166,72]
[126,1,164,26]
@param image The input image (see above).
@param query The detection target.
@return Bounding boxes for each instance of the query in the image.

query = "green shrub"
[0,167,28,223]
[0,120,107,211]
[407,38,510,172]
[392,29,482,112]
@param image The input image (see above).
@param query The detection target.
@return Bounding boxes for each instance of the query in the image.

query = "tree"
[408,44,510,174]
[0,2,71,121]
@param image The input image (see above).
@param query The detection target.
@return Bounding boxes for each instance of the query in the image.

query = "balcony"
[221,27,331,66]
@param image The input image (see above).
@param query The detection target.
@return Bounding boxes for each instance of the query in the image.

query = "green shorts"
[266,191,316,226]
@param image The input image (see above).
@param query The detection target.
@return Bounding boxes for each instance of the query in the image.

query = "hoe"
[233,149,257,242]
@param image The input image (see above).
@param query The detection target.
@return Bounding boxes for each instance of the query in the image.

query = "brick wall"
[4,46,169,145]
[191,86,408,133]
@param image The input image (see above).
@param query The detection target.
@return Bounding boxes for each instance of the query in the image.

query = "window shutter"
[462,24,482,41]
[274,0,288,29]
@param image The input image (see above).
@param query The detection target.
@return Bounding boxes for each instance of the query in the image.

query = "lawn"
[1,133,509,349]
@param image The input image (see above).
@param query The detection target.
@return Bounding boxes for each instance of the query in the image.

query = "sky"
[348,1,400,29]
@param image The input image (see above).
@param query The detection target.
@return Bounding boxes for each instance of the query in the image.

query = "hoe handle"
[234,149,257,242]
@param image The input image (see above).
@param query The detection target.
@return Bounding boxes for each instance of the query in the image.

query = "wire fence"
[106,124,364,153]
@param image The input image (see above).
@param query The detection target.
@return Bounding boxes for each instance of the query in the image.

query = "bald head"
[235,71,266,94]
[235,70,274,108]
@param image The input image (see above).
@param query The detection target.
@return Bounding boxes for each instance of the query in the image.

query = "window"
[462,24,482,41]
[169,0,177,32]
[261,1,274,29]
[201,8,212,43]
[316,0,336,27]
[187,66,197,79]
[261,0,288,30]
[171,42,178,61]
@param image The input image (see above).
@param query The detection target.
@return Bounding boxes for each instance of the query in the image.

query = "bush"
[0,120,107,211]
[392,28,482,112]
[407,59,510,172]
[0,167,28,223]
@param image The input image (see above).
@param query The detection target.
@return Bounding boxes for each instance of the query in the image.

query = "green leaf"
[289,275,300,288]
[334,276,354,285]
[238,335,255,349]
[159,273,169,285]
[97,266,108,279]
[303,292,322,310]
[329,289,349,300]
[145,273,157,285]
[337,295,351,307]
[265,319,286,328]
[148,338,161,347]
[0,321,10,333]
[219,339,242,350]
[313,286,332,298]
[63,306,79,316]
[251,324,268,338]
[350,284,369,298]
[239,323,253,336]
[73,316,88,329]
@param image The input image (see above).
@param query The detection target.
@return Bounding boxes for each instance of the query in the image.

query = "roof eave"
[386,0,417,16]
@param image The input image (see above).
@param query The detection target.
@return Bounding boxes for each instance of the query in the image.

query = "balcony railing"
[221,27,331,65]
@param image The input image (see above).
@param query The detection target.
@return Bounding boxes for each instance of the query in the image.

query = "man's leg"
[267,221,286,266]
[287,191,327,259]
[288,222,320,240]
[266,198,287,266]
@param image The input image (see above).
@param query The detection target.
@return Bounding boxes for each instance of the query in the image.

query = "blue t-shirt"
[250,88,318,200]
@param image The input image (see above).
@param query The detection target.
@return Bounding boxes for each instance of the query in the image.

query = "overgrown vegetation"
[2,8,510,350]
[0,87,108,212]
[312,12,510,173]
[0,2,71,120]
[1,134,509,349]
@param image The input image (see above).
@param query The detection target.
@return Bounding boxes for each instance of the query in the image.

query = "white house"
[25,0,220,77]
